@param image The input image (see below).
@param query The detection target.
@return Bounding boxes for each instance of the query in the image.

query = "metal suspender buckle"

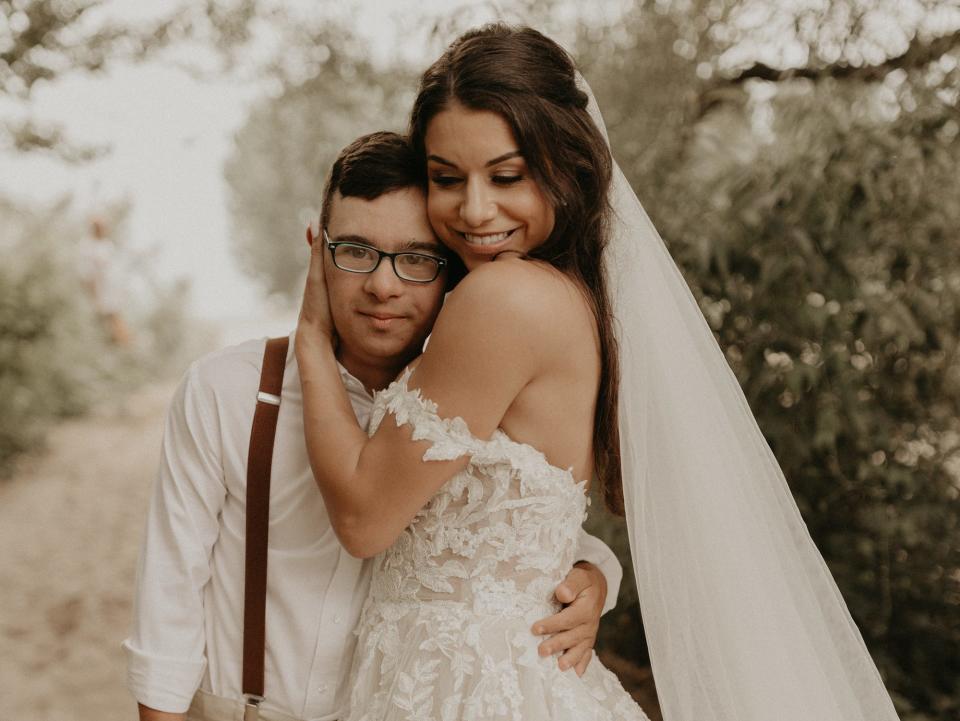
[257,391,281,406]
[244,694,264,721]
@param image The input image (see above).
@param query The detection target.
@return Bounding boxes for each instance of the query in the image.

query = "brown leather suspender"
[242,336,289,720]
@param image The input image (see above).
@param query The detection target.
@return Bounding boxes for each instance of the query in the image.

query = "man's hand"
[531,561,607,676]
[137,703,186,721]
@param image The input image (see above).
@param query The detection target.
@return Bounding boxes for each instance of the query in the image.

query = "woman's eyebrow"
[427,151,523,168]
[484,151,522,167]
[427,154,457,168]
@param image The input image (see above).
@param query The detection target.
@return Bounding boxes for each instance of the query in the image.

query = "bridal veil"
[581,77,902,721]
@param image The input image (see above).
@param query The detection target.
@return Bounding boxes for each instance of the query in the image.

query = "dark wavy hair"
[321,131,466,290]
[320,132,423,228]
[409,24,623,514]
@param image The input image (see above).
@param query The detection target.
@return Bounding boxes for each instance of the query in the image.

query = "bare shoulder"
[444,258,586,328]
[425,258,594,376]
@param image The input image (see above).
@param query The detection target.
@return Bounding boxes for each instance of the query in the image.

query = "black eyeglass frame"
[323,229,447,284]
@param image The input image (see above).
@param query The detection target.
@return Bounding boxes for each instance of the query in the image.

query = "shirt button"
[333,614,343,624]
[317,683,329,693]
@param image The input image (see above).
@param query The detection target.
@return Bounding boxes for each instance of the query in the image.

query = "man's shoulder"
[184,336,276,403]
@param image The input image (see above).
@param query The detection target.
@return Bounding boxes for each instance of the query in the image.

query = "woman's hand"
[297,224,337,349]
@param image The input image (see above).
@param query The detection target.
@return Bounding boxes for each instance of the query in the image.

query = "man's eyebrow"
[328,233,372,245]
[401,239,445,254]
[330,234,443,255]
[427,151,523,169]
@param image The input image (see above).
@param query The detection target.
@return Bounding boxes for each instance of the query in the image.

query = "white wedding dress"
[341,368,651,721]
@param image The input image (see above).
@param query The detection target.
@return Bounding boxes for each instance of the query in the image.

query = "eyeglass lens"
[333,244,440,282]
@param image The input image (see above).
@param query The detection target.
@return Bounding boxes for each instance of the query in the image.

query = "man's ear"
[306,224,314,247]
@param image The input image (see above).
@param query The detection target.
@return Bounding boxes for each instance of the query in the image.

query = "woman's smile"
[424,102,555,268]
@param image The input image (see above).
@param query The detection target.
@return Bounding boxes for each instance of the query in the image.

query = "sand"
[0,382,175,721]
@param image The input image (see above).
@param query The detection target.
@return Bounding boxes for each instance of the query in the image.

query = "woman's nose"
[459,178,497,227]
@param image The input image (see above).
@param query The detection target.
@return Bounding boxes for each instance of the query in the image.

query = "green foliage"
[0,0,260,159]
[224,47,416,301]
[582,13,960,718]
[0,197,212,475]
[0,199,112,469]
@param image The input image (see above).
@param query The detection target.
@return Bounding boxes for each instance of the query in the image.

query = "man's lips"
[360,311,405,321]
[358,310,406,329]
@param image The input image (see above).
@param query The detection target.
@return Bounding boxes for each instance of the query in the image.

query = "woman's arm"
[297,248,561,557]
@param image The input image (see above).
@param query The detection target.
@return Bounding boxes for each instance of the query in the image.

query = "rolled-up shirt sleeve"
[575,529,623,616]
[123,361,227,712]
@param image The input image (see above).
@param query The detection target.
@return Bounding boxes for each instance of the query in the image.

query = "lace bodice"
[344,369,649,721]
[366,368,589,617]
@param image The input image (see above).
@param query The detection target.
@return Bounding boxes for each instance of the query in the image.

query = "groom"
[125,132,622,721]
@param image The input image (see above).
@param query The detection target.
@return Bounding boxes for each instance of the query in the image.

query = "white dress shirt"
[124,333,622,721]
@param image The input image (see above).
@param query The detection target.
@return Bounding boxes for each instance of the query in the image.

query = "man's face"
[322,188,446,374]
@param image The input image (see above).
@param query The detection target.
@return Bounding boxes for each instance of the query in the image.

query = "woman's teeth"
[463,230,512,246]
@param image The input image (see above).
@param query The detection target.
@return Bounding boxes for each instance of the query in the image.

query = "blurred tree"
[572,2,960,719]
[0,194,214,474]
[0,196,109,468]
[0,0,260,159]
[224,41,415,299]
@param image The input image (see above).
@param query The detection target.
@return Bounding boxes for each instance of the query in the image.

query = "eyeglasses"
[323,230,447,283]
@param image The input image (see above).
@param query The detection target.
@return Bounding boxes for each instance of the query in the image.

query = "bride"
[296,24,902,721]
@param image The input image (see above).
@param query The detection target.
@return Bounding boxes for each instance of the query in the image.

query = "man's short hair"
[320,132,427,229]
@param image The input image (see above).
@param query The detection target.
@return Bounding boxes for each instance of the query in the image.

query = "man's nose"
[459,178,497,228]
[363,258,403,300]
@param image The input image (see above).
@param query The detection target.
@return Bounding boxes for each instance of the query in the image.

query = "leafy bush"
[588,74,960,720]
[0,197,212,475]
[0,199,112,469]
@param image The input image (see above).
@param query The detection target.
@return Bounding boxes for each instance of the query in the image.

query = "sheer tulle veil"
[579,75,901,720]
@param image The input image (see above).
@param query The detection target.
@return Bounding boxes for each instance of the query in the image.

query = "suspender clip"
[257,391,281,406]
[244,694,264,721]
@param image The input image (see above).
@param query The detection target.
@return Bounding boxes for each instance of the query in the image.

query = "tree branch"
[694,29,960,119]
[723,28,960,86]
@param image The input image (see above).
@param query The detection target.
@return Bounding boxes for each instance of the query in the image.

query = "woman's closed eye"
[430,174,524,188]
[430,174,462,188]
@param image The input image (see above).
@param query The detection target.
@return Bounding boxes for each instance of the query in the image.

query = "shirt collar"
[286,330,373,401]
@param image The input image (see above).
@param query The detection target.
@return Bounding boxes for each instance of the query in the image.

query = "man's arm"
[530,531,623,675]
[573,528,623,615]
[138,703,186,721]
[123,362,227,714]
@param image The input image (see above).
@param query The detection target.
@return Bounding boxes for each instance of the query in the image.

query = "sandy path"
[0,381,176,721]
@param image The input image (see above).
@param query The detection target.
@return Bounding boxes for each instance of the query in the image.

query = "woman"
[297,25,901,721]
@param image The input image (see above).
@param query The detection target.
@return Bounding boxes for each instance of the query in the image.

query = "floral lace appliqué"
[346,370,650,721]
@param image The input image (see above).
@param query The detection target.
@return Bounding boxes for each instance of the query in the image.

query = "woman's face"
[424,102,555,270]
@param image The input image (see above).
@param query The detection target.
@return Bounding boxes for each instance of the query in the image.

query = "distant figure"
[77,215,132,346]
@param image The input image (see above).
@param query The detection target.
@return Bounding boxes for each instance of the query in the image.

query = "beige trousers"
[186,690,305,721]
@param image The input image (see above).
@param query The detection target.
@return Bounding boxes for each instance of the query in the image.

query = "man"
[125,132,622,721]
